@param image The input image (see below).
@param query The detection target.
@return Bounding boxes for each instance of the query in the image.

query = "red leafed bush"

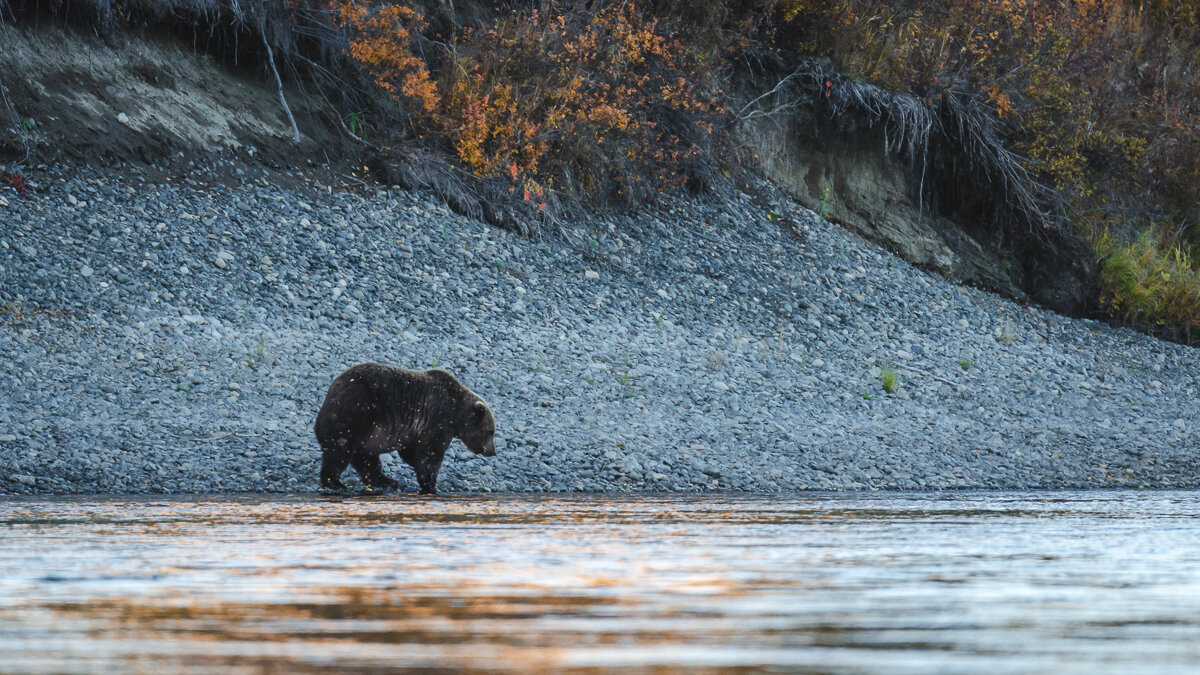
[2,173,29,196]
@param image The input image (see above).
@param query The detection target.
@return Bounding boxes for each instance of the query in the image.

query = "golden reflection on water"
[2,492,1200,673]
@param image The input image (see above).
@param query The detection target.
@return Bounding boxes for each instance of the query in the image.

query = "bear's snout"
[467,437,496,457]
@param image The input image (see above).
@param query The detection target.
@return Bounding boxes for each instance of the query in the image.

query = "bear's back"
[328,364,468,413]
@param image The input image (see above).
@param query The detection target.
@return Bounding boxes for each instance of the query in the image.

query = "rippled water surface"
[2,491,1200,673]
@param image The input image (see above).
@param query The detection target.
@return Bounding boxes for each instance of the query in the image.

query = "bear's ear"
[472,400,489,419]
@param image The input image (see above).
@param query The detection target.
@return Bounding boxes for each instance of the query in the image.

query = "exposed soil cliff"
[0,24,342,169]
[741,83,1095,317]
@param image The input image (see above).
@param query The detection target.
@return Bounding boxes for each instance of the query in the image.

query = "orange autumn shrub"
[334,1,725,204]
[332,1,438,115]
[442,2,725,202]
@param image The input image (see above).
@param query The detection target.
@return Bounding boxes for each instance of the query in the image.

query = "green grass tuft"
[879,364,898,394]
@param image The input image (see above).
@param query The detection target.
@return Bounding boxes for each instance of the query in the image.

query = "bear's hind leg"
[320,442,353,490]
[351,453,400,490]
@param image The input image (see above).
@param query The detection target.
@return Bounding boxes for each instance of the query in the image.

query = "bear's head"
[459,397,496,457]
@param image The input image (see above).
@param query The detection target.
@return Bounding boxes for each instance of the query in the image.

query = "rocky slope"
[0,163,1196,494]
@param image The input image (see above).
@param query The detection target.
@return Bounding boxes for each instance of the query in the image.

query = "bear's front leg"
[320,444,352,490]
[351,453,400,490]
[413,452,444,495]
[415,470,437,494]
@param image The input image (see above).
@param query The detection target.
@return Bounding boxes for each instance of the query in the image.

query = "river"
[1,491,1198,673]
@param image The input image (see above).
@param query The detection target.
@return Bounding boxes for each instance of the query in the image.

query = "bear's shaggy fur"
[314,363,496,493]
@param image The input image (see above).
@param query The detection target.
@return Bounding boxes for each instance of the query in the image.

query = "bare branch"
[262,25,301,144]
[735,69,804,122]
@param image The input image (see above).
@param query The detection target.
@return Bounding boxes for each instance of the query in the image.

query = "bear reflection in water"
[314,363,497,494]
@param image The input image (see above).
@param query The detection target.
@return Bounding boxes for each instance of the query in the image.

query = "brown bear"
[314,363,496,493]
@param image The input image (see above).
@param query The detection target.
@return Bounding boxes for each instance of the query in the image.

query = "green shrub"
[1098,230,1200,343]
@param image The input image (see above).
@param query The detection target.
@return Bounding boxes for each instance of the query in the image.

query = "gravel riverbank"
[1,164,1197,494]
